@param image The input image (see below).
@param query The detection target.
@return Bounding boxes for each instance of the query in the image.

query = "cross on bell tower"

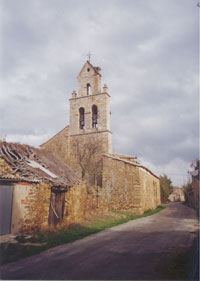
[87,51,92,62]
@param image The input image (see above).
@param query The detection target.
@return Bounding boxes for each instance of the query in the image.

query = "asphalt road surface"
[0,203,198,280]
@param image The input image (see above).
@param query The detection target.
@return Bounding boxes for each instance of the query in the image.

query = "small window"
[92,105,98,128]
[79,107,85,129]
[87,83,91,95]
[87,68,90,72]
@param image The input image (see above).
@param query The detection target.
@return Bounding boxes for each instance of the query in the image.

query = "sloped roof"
[87,60,101,76]
[171,191,181,196]
[0,141,80,188]
[40,126,69,147]
[173,186,181,189]
[103,154,160,179]
[78,60,102,77]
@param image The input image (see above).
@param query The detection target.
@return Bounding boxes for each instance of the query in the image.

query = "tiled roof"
[0,141,80,188]
[0,175,39,183]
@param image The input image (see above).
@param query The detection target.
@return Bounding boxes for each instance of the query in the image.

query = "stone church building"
[41,60,161,214]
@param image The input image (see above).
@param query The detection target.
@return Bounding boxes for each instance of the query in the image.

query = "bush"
[160,174,173,203]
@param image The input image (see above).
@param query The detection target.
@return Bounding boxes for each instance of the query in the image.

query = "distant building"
[168,186,185,202]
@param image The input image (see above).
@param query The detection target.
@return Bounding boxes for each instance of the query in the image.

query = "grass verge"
[0,205,165,265]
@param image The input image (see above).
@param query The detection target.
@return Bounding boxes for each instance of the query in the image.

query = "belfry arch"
[92,105,98,128]
[69,60,112,154]
[87,83,91,95]
[79,107,85,129]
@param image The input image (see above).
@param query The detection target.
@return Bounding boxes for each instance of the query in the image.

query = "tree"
[182,180,193,204]
[183,159,199,206]
[160,174,173,203]
[72,136,103,186]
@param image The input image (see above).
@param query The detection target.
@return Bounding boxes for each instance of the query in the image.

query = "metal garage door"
[0,185,13,235]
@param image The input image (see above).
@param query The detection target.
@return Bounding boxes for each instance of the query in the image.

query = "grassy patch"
[0,205,165,265]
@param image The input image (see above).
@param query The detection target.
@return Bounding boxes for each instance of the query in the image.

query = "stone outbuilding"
[0,141,80,235]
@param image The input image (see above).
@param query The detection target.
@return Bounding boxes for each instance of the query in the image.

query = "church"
[41,60,161,214]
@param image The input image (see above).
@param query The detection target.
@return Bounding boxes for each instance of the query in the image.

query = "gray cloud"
[0,0,198,186]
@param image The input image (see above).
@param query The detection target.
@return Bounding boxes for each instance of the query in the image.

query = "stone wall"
[102,155,143,213]
[15,182,107,234]
[70,133,112,180]
[11,182,33,234]
[138,167,161,211]
[63,184,108,227]
[40,124,112,180]
[69,93,111,137]
[40,126,70,164]
[22,182,51,233]
[0,157,14,176]
[102,155,161,214]
[0,181,51,234]
[8,156,161,234]
[77,61,101,97]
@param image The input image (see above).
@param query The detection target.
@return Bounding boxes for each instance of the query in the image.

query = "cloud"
[139,157,191,187]
[0,0,198,186]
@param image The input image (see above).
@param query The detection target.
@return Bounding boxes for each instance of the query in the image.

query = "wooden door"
[0,185,13,235]
[48,190,65,227]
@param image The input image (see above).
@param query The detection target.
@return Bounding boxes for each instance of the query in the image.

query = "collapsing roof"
[0,141,80,188]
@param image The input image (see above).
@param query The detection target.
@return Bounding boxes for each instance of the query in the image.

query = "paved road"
[0,203,198,280]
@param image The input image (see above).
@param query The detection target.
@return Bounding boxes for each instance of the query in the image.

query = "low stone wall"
[12,156,160,233]
[22,182,51,233]
[63,184,108,227]
[102,155,142,213]
[102,155,161,214]
[20,182,107,234]
[138,167,161,211]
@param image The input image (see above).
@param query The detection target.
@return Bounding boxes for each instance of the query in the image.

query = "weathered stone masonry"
[41,60,161,217]
[102,154,160,214]
[0,60,160,235]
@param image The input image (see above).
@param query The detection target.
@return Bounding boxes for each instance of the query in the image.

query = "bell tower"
[69,60,112,154]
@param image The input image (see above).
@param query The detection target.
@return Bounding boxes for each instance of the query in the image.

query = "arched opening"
[92,105,98,128]
[79,107,85,129]
[87,83,91,95]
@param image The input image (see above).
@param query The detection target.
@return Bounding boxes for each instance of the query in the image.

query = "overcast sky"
[0,0,199,186]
